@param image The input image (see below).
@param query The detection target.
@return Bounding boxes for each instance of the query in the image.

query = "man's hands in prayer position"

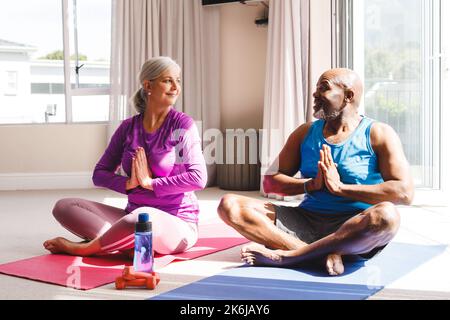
[319,144,343,195]
[307,144,343,195]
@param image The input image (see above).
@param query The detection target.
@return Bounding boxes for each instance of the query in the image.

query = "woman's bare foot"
[43,237,100,256]
[43,237,78,255]
[325,253,345,276]
[240,243,285,267]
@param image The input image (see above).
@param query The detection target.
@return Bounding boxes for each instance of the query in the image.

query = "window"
[0,0,111,124]
[343,0,443,189]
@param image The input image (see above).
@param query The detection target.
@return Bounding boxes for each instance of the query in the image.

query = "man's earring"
[148,92,152,96]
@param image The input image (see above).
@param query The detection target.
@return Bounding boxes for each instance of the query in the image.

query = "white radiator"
[217,129,261,191]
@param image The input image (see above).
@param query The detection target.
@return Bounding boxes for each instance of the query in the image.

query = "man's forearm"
[337,181,414,205]
[263,174,309,196]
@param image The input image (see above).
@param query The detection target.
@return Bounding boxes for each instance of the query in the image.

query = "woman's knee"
[52,198,77,221]
[155,237,190,255]
[128,207,197,255]
[128,207,166,225]
[127,207,180,236]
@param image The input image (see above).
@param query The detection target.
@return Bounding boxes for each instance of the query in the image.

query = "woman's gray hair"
[132,56,181,114]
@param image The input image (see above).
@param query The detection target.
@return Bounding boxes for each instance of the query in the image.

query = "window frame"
[439,0,450,196]
[62,0,111,124]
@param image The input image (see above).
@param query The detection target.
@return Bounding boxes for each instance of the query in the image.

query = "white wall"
[219,2,268,131]
[0,124,106,189]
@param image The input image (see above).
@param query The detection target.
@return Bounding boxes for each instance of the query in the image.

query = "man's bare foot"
[240,243,285,267]
[240,243,345,276]
[325,253,344,276]
[43,237,96,256]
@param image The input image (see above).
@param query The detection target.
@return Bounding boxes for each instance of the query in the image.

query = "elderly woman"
[43,57,207,257]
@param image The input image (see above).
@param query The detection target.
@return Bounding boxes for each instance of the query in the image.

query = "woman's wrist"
[126,179,138,191]
[142,177,154,191]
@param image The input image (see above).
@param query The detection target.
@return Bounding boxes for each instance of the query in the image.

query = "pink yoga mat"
[0,222,248,290]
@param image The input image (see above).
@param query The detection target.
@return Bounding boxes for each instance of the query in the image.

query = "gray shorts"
[274,205,386,260]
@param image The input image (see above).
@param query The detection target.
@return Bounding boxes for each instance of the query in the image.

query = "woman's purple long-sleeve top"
[92,108,208,224]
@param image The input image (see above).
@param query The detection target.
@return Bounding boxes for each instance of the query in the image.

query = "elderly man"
[217,68,414,276]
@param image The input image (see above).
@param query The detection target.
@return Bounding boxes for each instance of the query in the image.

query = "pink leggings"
[52,198,198,255]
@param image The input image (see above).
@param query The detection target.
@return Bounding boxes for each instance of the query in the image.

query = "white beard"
[313,108,341,121]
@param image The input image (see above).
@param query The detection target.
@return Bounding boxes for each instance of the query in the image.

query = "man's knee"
[367,202,400,234]
[217,194,241,225]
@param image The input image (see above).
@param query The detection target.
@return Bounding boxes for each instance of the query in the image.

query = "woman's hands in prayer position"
[126,147,154,191]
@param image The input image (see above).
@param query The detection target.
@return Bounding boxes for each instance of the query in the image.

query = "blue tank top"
[299,117,384,214]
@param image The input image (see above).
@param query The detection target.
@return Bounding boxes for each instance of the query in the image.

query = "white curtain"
[109,0,220,185]
[260,0,311,200]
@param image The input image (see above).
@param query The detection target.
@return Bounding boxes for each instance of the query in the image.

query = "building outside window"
[5,71,18,96]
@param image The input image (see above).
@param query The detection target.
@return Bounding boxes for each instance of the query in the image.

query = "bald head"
[319,68,363,106]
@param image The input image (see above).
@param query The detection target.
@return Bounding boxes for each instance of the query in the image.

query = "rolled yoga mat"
[0,221,249,290]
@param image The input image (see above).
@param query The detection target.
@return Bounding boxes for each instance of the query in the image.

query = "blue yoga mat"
[151,242,446,300]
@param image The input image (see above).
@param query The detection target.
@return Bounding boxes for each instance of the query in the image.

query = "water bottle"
[133,213,153,273]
